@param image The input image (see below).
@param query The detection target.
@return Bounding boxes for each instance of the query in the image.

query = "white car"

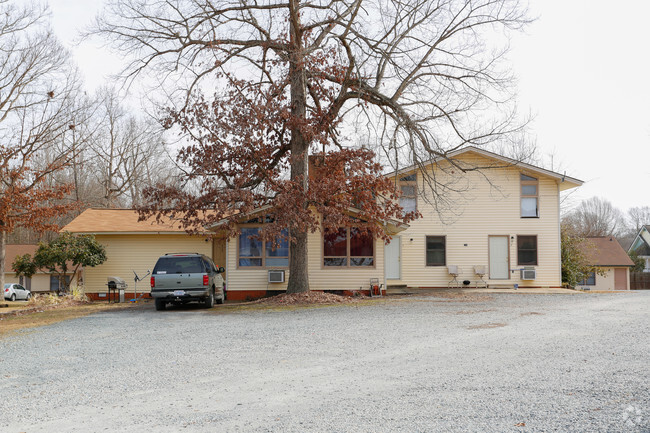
[4,283,32,301]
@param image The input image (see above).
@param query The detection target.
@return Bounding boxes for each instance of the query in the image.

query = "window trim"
[520,173,539,218]
[425,235,446,267]
[517,235,538,266]
[236,225,290,269]
[322,227,376,268]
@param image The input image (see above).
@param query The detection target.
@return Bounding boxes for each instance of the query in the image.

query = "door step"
[386,285,410,295]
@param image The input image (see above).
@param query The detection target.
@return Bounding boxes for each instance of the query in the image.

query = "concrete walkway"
[386,286,585,295]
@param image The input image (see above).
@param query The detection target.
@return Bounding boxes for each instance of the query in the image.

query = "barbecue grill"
[107,276,128,303]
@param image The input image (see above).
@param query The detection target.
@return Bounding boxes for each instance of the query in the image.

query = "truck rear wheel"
[155,298,166,311]
[204,289,215,308]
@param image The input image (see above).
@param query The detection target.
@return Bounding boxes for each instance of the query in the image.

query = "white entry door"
[489,236,509,280]
[385,236,401,280]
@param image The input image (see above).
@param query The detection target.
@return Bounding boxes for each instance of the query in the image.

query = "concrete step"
[386,285,412,295]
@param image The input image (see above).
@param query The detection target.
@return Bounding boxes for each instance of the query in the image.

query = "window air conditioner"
[268,270,285,283]
[520,267,536,280]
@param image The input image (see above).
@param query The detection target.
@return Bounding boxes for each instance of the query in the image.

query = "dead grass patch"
[520,312,544,316]
[0,302,31,313]
[467,322,507,330]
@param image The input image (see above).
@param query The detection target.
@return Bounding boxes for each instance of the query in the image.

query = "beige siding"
[83,234,212,293]
[580,267,630,291]
[226,152,566,291]
[391,153,563,288]
[225,231,385,293]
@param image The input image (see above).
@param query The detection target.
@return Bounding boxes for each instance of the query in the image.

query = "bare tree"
[614,206,650,249]
[87,87,174,207]
[94,0,530,293]
[562,197,625,238]
[0,0,85,290]
[626,206,650,234]
[24,87,176,211]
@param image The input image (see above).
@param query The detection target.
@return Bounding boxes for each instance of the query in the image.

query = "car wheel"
[154,298,166,311]
[10,293,16,302]
[26,293,32,301]
[204,289,215,308]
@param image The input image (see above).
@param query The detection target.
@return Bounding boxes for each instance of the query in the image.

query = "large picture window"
[324,228,374,267]
[521,174,539,218]
[517,235,538,266]
[238,227,289,267]
[426,236,446,266]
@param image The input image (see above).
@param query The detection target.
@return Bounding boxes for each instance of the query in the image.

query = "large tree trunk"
[0,230,6,293]
[286,0,310,294]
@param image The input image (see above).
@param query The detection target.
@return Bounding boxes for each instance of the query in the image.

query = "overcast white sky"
[48,0,650,213]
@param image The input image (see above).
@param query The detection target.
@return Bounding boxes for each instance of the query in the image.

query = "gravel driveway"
[1,292,649,432]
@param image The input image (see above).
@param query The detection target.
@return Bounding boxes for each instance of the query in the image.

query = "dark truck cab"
[150,253,225,311]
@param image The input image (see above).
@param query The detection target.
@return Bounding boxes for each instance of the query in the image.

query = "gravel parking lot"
[1,292,649,432]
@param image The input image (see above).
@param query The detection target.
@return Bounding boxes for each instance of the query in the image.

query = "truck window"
[153,257,205,274]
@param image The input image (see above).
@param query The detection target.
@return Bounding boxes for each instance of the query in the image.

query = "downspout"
[225,239,230,295]
[557,180,562,287]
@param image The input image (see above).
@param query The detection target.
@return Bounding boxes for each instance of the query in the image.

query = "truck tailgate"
[153,273,204,289]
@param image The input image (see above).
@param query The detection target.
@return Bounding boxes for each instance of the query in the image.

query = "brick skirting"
[85,292,152,301]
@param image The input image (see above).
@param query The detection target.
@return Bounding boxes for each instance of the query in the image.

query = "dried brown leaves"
[248,291,366,306]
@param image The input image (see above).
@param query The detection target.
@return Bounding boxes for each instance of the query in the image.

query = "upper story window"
[520,174,539,218]
[238,227,289,267]
[323,227,374,267]
[399,174,417,214]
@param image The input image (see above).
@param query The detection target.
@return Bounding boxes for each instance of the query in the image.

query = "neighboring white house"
[627,225,650,272]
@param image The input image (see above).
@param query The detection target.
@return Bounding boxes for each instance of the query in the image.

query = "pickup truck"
[150,253,225,311]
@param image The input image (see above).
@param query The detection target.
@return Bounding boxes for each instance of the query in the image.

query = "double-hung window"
[399,174,417,215]
[517,235,537,266]
[521,174,539,217]
[238,227,289,267]
[426,236,446,266]
[324,228,374,267]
